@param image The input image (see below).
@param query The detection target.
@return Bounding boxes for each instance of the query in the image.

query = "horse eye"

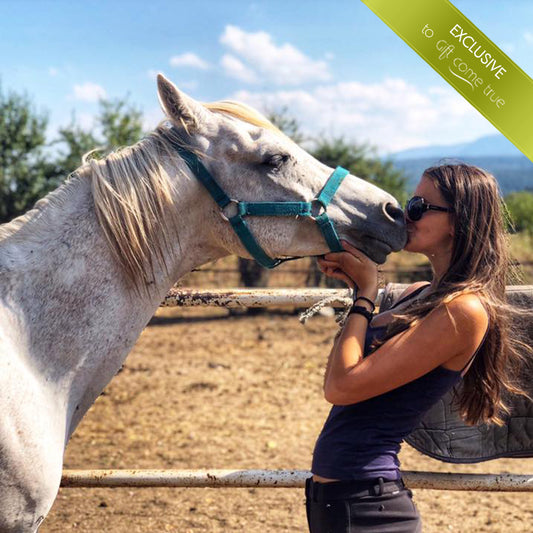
[262,153,290,167]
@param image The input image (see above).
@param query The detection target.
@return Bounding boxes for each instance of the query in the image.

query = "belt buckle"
[388,478,403,495]
[392,477,405,494]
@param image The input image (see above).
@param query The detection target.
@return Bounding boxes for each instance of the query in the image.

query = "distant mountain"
[390,134,522,160]
[386,135,533,194]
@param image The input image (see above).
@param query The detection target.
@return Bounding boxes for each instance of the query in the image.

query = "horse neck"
[0,164,228,439]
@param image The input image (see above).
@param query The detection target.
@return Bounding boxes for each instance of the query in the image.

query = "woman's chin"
[403,237,420,254]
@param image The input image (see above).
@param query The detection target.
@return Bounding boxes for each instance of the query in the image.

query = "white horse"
[0,74,406,532]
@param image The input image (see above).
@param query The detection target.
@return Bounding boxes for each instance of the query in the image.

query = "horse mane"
[0,100,279,288]
[204,100,282,134]
[86,101,280,291]
[85,128,180,291]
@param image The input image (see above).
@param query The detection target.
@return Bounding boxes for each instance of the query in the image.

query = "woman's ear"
[449,217,455,237]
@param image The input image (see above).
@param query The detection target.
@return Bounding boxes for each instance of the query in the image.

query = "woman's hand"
[317,240,378,300]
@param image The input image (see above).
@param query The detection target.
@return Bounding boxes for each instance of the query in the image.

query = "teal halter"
[173,144,349,268]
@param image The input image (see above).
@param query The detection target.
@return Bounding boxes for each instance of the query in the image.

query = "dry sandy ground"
[41,307,533,532]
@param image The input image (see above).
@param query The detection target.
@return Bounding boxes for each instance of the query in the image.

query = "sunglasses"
[405,196,454,221]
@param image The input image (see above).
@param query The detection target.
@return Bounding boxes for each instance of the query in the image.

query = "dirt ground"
[41,306,533,532]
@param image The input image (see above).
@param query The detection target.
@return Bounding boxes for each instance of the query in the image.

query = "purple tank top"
[312,287,467,481]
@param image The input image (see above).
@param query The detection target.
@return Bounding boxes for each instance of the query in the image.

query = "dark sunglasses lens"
[407,197,424,221]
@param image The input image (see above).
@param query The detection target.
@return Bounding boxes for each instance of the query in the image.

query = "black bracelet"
[348,305,374,323]
[353,296,376,313]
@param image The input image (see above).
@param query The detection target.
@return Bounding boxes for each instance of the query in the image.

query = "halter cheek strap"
[313,168,350,253]
[171,142,349,268]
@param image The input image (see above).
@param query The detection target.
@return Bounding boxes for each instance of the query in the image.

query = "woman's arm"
[318,241,379,392]
[322,280,432,389]
[324,294,489,405]
[323,312,370,390]
[322,311,369,392]
[323,331,341,392]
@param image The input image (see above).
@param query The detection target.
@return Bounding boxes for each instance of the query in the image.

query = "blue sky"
[1,0,532,154]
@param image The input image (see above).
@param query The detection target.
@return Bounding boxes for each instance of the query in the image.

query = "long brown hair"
[379,163,529,425]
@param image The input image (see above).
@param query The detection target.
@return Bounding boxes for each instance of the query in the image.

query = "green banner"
[361,0,533,163]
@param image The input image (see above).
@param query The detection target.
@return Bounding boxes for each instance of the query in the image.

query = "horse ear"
[156,74,210,133]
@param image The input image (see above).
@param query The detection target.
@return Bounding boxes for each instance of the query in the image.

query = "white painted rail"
[60,469,533,492]
[162,287,359,308]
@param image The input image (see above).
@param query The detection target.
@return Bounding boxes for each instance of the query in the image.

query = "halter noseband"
[169,141,349,268]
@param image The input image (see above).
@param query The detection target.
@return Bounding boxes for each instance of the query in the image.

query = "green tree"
[266,106,305,144]
[505,191,533,233]
[0,87,146,224]
[54,97,144,177]
[53,116,99,177]
[98,98,144,148]
[311,137,408,205]
[0,85,60,223]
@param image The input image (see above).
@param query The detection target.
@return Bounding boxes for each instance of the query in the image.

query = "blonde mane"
[85,130,178,290]
[85,101,279,290]
[204,101,282,134]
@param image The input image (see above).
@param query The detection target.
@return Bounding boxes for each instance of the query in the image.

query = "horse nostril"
[383,202,404,223]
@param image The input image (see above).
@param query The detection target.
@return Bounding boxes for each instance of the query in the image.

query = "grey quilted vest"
[380,284,533,463]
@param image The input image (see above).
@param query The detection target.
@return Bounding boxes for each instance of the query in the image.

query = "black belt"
[305,477,406,502]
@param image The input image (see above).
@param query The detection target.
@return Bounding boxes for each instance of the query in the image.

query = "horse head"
[157,74,406,266]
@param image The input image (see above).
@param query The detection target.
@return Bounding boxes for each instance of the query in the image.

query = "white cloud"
[170,52,209,70]
[221,54,258,83]
[524,31,533,44]
[231,79,495,153]
[72,82,106,102]
[48,67,59,77]
[220,25,331,85]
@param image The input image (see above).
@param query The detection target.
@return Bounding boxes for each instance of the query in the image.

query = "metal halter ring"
[219,199,240,221]
[310,198,328,219]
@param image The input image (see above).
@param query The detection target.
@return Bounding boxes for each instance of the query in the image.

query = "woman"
[307,163,525,532]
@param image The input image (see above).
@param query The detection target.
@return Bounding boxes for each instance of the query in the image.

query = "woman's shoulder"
[444,292,489,329]
[420,293,490,362]
[436,292,490,371]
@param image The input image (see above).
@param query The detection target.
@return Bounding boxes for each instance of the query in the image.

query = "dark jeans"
[305,477,422,533]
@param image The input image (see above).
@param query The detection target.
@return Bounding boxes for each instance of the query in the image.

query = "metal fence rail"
[162,287,355,308]
[60,469,533,492]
